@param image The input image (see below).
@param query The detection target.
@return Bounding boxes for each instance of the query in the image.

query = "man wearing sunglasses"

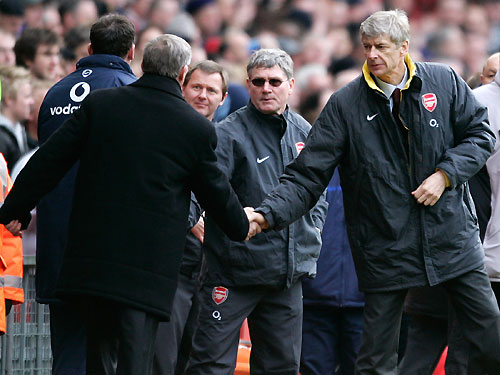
[186,48,328,375]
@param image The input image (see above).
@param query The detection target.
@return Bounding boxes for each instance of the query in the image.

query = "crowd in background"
[1,0,500,141]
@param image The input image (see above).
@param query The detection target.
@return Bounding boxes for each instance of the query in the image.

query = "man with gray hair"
[249,10,500,375]
[0,34,254,375]
[185,48,328,375]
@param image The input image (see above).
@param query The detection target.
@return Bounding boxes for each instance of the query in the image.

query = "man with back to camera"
[185,48,328,375]
[0,34,258,375]
[34,14,137,375]
[249,9,500,375]
[153,60,228,375]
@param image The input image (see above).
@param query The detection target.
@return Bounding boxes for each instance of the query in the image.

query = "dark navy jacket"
[36,54,136,303]
[302,169,364,308]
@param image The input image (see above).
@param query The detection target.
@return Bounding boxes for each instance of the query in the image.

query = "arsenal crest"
[212,286,228,305]
[422,93,437,112]
[295,142,305,154]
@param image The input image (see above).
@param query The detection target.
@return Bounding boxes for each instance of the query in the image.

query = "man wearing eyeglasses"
[185,48,328,375]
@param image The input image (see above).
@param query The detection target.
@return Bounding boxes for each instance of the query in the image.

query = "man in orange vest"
[0,151,23,334]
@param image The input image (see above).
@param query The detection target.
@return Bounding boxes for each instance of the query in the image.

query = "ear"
[400,40,409,56]
[288,77,295,94]
[177,65,188,85]
[126,43,135,62]
[219,92,228,107]
[246,77,251,90]
[88,43,93,55]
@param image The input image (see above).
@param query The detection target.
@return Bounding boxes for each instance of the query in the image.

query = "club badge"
[295,142,305,154]
[422,93,437,112]
[212,286,228,305]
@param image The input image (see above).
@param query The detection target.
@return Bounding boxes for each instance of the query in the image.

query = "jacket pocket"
[463,183,478,225]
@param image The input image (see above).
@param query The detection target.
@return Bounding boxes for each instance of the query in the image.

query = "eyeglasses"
[250,78,288,87]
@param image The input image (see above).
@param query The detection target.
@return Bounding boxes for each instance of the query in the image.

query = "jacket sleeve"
[257,95,347,230]
[311,189,328,232]
[0,98,92,228]
[190,123,249,241]
[435,69,496,189]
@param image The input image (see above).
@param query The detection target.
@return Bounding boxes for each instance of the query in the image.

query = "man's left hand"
[411,170,447,206]
[5,220,23,237]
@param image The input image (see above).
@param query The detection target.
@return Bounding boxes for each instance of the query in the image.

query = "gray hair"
[247,48,294,80]
[142,34,192,79]
[360,9,410,46]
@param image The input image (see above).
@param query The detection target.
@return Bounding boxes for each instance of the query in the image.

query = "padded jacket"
[258,55,495,292]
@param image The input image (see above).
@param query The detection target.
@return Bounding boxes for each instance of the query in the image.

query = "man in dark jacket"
[34,14,137,375]
[0,34,252,375]
[251,10,500,375]
[153,60,228,375]
[300,169,364,375]
[186,48,328,375]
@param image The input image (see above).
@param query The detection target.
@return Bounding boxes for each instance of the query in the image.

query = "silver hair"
[360,9,410,45]
[142,34,192,79]
[247,48,294,79]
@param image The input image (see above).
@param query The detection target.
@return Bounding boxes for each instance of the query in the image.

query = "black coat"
[0,74,249,320]
[257,58,495,292]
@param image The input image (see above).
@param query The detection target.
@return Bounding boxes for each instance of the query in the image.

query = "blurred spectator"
[0,29,16,66]
[149,0,179,32]
[218,28,252,85]
[300,169,364,375]
[14,27,61,81]
[480,52,500,85]
[124,0,155,31]
[474,52,500,310]
[41,3,64,36]
[130,24,163,77]
[58,0,99,34]
[186,0,223,39]
[0,0,24,36]
[23,0,45,29]
[26,78,53,146]
[60,26,90,75]
[0,65,33,171]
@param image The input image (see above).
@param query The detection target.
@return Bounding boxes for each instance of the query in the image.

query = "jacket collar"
[76,54,134,75]
[247,100,289,136]
[130,73,184,99]
[362,54,417,94]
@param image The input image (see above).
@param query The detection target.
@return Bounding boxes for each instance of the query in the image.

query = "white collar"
[375,67,408,99]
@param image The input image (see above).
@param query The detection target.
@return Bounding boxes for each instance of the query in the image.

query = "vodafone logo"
[82,69,92,78]
[70,82,91,103]
[49,81,91,116]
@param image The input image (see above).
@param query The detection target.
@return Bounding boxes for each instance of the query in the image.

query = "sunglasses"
[250,78,287,87]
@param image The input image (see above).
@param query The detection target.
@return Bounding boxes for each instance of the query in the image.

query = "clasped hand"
[244,207,269,240]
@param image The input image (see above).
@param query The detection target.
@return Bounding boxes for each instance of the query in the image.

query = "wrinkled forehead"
[248,65,288,79]
[361,33,398,46]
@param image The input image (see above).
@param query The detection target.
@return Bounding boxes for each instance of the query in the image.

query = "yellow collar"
[362,54,416,93]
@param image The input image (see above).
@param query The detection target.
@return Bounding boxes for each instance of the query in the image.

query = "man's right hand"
[243,208,270,241]
[244,207,264,240]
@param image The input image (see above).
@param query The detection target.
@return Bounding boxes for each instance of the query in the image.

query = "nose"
[262,81,273,92]
[366,46,378,59]
[199,88,207,99]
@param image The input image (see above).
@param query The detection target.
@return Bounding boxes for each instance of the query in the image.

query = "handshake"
[244,207,269,240]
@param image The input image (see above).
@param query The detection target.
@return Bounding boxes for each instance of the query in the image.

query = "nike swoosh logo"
[367,113,378,121]
[257,156,270,164]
